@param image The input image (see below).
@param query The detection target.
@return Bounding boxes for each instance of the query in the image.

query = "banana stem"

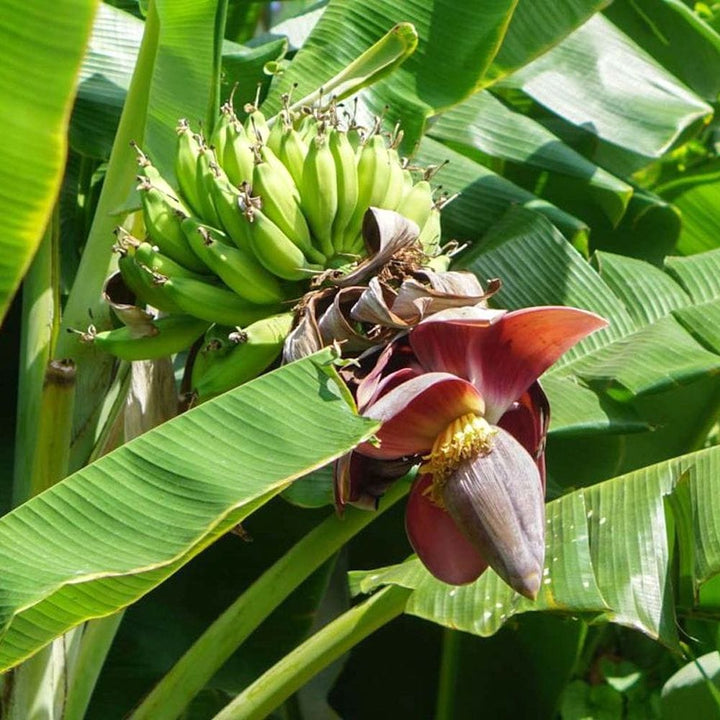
[129,478,410,720]
[212,585,412,720]
[63,613,126,720]
[3,292,79,720]
[208,0,229,133]
[54,0,161,473]
[26,359,77,498]
[434,628,462,720]
[12,208,61,505]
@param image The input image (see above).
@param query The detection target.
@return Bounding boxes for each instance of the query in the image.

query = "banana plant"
[3,0,720,718]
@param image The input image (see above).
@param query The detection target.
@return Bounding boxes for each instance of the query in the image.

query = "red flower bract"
[335,306,607,598]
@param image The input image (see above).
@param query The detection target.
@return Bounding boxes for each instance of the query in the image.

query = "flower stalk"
[129,477,411,720]
[212,585,412,720]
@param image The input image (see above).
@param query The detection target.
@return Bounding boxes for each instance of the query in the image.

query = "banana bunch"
[92,90,450,399]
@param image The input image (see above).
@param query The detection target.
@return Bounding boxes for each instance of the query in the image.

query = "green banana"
[116,241,179,314]
[266,110,287,155]
[223,118,255,187]
[175,119,204,215]
[401,167,415,195]
[382,147,406,210]
[329,128,359,248]
[210,103,234,165]
[277,126,308,189]
[257,145,301,204]
[194,141,223,227]
[155,273,283,326]
[253,152,325,264]
[191,312,294,400]
[137,179,208,273]
[346,125,363,152]
[210,174,254,249]
[396,179,433,229]
[244,102,270,144]
[83,314,210,361]
[243,204,322,281]
[296,113,319,144]
[134,240,210,282]
[189,323,236,380]
[180,217,287,305]
[300,132,338,258]
[133,144,180,200]
[417,207,442,254]
[343,133,391,248]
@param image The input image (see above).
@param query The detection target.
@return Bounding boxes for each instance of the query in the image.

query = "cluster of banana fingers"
[87,92,451,401]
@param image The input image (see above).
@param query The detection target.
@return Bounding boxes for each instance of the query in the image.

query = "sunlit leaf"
[418,140,589,246]
[665,248,720,303]
[606,0,720,102]
[674,299,720,356]
[0,352,378,672]
[542,375,648,438]
[500,14,712,157]
[485,0,610,83]
[593,251,691,326]
[558,315,720,401]
[456,207,636,359]
[428,90,632,225]
[0,0,98,324]
[657,160,720,255]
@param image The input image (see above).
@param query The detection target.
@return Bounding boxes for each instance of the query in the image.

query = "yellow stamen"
[419,413,497,507]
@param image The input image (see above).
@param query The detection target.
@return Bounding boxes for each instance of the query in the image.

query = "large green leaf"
[428,90,633,225]
[559,315,720,402]
[674,299,720,355]
[0,0,98,325]
[71,2,145,158]
[665,247,720,303]
[657,160,720,255]
[263,0,519,145]
[593,251,691,326]
[418,138,589,246]
[485,0,610,83]
[605,0,720,102]
[0,351,378,672]
[540,375,648,438]
[500,14,712,158]
[352,445,720,648]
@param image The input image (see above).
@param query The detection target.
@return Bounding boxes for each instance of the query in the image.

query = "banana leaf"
[0,351,377,672]
[0,0,98,324]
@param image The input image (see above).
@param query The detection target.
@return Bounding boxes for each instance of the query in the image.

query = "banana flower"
[335,305,607,598]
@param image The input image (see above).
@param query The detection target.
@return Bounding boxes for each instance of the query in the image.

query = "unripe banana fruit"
[82,315,210,361]
[181,217,287,305]
[108,88,454,371]
[301,133,338,258]
[191,312,294,400]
